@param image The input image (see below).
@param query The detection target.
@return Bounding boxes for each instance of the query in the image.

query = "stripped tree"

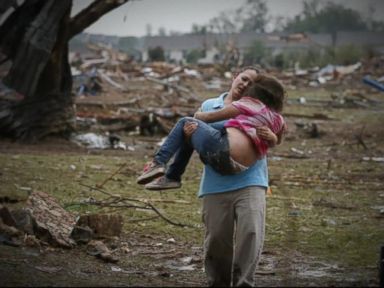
[0,0,130,141]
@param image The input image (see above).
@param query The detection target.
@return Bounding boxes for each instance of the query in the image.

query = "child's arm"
[257,126,279,147]
[194,105,240,123]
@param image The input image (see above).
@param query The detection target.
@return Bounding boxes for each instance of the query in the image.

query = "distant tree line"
[152,0,384,37]
[243,41,369,69]
[188,0,384,68]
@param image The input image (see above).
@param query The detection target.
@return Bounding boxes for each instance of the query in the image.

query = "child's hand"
[257,126,278,146]
[183,121,198,139]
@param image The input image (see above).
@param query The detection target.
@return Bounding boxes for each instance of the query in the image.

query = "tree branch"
[69,0,130,39]
[78,183,193,228]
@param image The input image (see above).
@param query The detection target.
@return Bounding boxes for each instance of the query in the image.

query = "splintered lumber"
[75,99,140,108]
[26,191,77,248]
[146,76,191,93]
[145,76,199,100]
[98,70,127,91]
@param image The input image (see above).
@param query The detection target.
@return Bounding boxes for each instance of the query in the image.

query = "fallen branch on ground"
[69,183,193,228]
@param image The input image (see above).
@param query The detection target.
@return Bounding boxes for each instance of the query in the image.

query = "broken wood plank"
[146,76,199,101]
[98,70,127,91]
[75,99,140,108]
[26,191,76,248]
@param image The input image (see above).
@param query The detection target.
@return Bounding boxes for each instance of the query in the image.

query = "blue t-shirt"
[198,93,269,197]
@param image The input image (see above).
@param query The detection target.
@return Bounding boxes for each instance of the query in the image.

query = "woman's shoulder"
[201,93,227,111]
[202,98,217,106]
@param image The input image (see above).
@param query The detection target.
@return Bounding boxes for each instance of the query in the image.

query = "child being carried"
[137,73,287,189]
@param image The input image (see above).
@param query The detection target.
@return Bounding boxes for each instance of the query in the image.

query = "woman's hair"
[238,65,264,74]
[243,73,286,112]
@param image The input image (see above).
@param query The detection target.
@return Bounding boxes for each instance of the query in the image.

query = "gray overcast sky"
[72,0,384,37]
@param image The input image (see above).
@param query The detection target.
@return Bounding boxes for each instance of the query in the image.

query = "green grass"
[1,147,382,270]
[1,91,383,282]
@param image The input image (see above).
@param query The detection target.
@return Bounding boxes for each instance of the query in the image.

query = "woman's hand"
[257,126,278,147]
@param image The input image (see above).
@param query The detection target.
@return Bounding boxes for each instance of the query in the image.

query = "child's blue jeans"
[154,117,238,177]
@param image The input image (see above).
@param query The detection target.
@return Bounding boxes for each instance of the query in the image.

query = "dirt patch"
[0,233,207,287]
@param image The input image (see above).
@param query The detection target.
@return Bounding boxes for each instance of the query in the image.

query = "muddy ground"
[0,86,384,287]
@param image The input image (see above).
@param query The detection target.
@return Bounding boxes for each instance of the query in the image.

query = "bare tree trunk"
[0,0,73,141]
[0,0,130,141]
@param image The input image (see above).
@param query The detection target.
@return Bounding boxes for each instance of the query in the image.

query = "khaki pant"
[202,186,266,287]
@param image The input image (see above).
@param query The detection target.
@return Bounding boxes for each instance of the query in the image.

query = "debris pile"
[1,40,383,147]
[65,42,384,146]
[71,44,208,139]
[0,185,191,263]
[0,191,125,263]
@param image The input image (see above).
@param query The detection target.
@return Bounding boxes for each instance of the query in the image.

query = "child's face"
[230,69,258,101]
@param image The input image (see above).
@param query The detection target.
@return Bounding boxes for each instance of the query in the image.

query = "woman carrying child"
[136,73,286,185]
[138,67,285,286]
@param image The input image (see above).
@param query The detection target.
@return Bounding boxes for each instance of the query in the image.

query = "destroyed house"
[70,31,384,65]
[140,32,335,64]
[140,31,384,64]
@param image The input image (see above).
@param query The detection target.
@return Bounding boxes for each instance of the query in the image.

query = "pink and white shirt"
[224,97,285,156]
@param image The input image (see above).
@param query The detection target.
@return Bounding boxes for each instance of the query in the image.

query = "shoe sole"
[137,167,165,185]
[144,183,181,191]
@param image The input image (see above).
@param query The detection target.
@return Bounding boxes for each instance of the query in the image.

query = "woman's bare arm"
[194,105,240,123]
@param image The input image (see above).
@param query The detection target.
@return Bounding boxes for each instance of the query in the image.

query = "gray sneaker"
[144,176,181,191]
[137,161,166,185]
